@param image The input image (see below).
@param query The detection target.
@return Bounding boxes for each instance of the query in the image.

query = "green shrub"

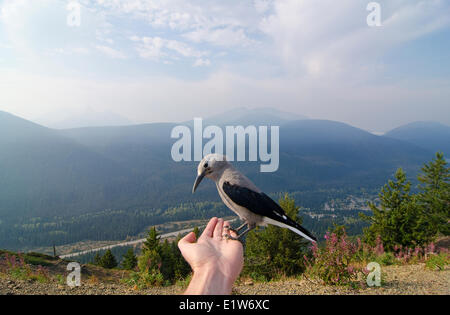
[55,274,65,285]
[248,272,269,283]
[244,194,309,281]
[125,227,192,288]
[175,273,192,289]
[375,252,396,266]
[1,253,50,283]
[121,248,138,270]
[425,253,450,271]
[23,254,52,267]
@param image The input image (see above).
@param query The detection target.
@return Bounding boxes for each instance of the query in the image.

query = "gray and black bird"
[192,154,317,242]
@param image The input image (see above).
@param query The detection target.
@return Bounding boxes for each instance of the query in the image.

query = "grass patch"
[425,253,450,271]
[23,255,53,267]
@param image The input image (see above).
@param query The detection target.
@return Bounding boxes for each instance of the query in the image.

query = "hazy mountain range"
[36,108,134,129]
[385,121,450,156]
[0,108,448,249]
[204,107,308,126]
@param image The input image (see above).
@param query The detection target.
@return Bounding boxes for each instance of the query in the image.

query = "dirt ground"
[1,262,448,295]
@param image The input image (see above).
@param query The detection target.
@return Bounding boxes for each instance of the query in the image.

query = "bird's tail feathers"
[263,217,317,243]
[285,224,317,243]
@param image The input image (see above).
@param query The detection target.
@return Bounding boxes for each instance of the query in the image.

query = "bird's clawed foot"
[223,225,238,235]
[223,233,240,241]
[223,226,241,242]
[223,222,255,242]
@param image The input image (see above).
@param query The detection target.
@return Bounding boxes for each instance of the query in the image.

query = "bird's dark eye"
[204,163,208,168]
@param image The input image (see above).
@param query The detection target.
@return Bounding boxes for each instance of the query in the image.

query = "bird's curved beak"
[192,171,206,193]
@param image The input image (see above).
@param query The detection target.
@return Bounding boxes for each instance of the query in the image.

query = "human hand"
[178,217,244,295]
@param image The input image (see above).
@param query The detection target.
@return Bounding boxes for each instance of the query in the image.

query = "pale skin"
[178,217,244,295]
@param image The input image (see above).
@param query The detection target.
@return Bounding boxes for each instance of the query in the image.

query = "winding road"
[60,227,196,259]
[60,218,237,259]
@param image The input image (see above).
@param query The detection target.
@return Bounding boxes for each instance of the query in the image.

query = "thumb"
[178,232,196,248]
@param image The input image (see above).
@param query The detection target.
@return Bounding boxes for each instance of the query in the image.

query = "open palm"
[178,217,243,292]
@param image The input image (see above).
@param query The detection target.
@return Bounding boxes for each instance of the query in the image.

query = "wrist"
[184,265,234,295]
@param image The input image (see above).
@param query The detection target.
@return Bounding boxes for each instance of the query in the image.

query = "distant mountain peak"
[385,121,450,156]
[204,107,308,126]
[0,110,53,143]
[390,121,449,130]
[37,109,134,129]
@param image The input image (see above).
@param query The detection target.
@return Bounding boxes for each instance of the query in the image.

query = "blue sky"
[0,0,449,132]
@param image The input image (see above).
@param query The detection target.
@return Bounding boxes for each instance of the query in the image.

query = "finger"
[200,217,218,239]
[178,232,196,249]
[213,218,224,239]
[223,221,237,238]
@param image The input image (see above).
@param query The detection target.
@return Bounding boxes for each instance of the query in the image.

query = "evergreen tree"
[328,223,346,238]
[93,252,102,265]
[159,239,175,281]
[137,248,162,274]
[417,152,450,236]
[193,226,200,240]
[143,227,161,253]
[100,249,118,269]
[361,168,435,250]
[121,248,138,270]
[244,194,309,280]
[136,226,192,284]
[171,234,191,280]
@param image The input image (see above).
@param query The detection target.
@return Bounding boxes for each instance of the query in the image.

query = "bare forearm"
[184,267,234,295]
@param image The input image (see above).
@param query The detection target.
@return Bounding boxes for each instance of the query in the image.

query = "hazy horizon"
[3,107,450,138]
[1,1,450,133]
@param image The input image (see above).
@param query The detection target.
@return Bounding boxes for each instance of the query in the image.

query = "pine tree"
[159,239,175,281]
[171,234,191,280]
[193,226,200,240]
[122,248,138,270]
[143,227,161,253]
[100,249,118,269]
[361,168,435,250]
[417,152,450,236]
[137,247,162,277]
[245,194,309,280]
[93,252,102,265]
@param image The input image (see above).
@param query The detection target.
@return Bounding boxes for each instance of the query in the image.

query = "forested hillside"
[0,110,444,250]
[385,121,450,156]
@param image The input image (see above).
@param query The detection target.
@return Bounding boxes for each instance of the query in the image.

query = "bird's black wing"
[222,181,317,242]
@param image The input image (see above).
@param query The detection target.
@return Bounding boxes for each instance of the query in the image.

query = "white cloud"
[91,0,261,45]
[0,0,114,62]
[253,0,272,14]
[0,0,29,27]
[133,36,165,60]
[73,47,90,55]
[0,0,42,54]
[92,0,255,30]
[193,58,211,67]
[165,39,205,58]
[259,0,450,78]
[1,0,450,132]
[95,45,126,59]
[95,29,114,44]
[184,26,256,48]
[45,46,90,56]
[4,0,448,76]
[131,36,207,62]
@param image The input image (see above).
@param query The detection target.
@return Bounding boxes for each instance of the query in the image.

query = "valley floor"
[0,262,448,295]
